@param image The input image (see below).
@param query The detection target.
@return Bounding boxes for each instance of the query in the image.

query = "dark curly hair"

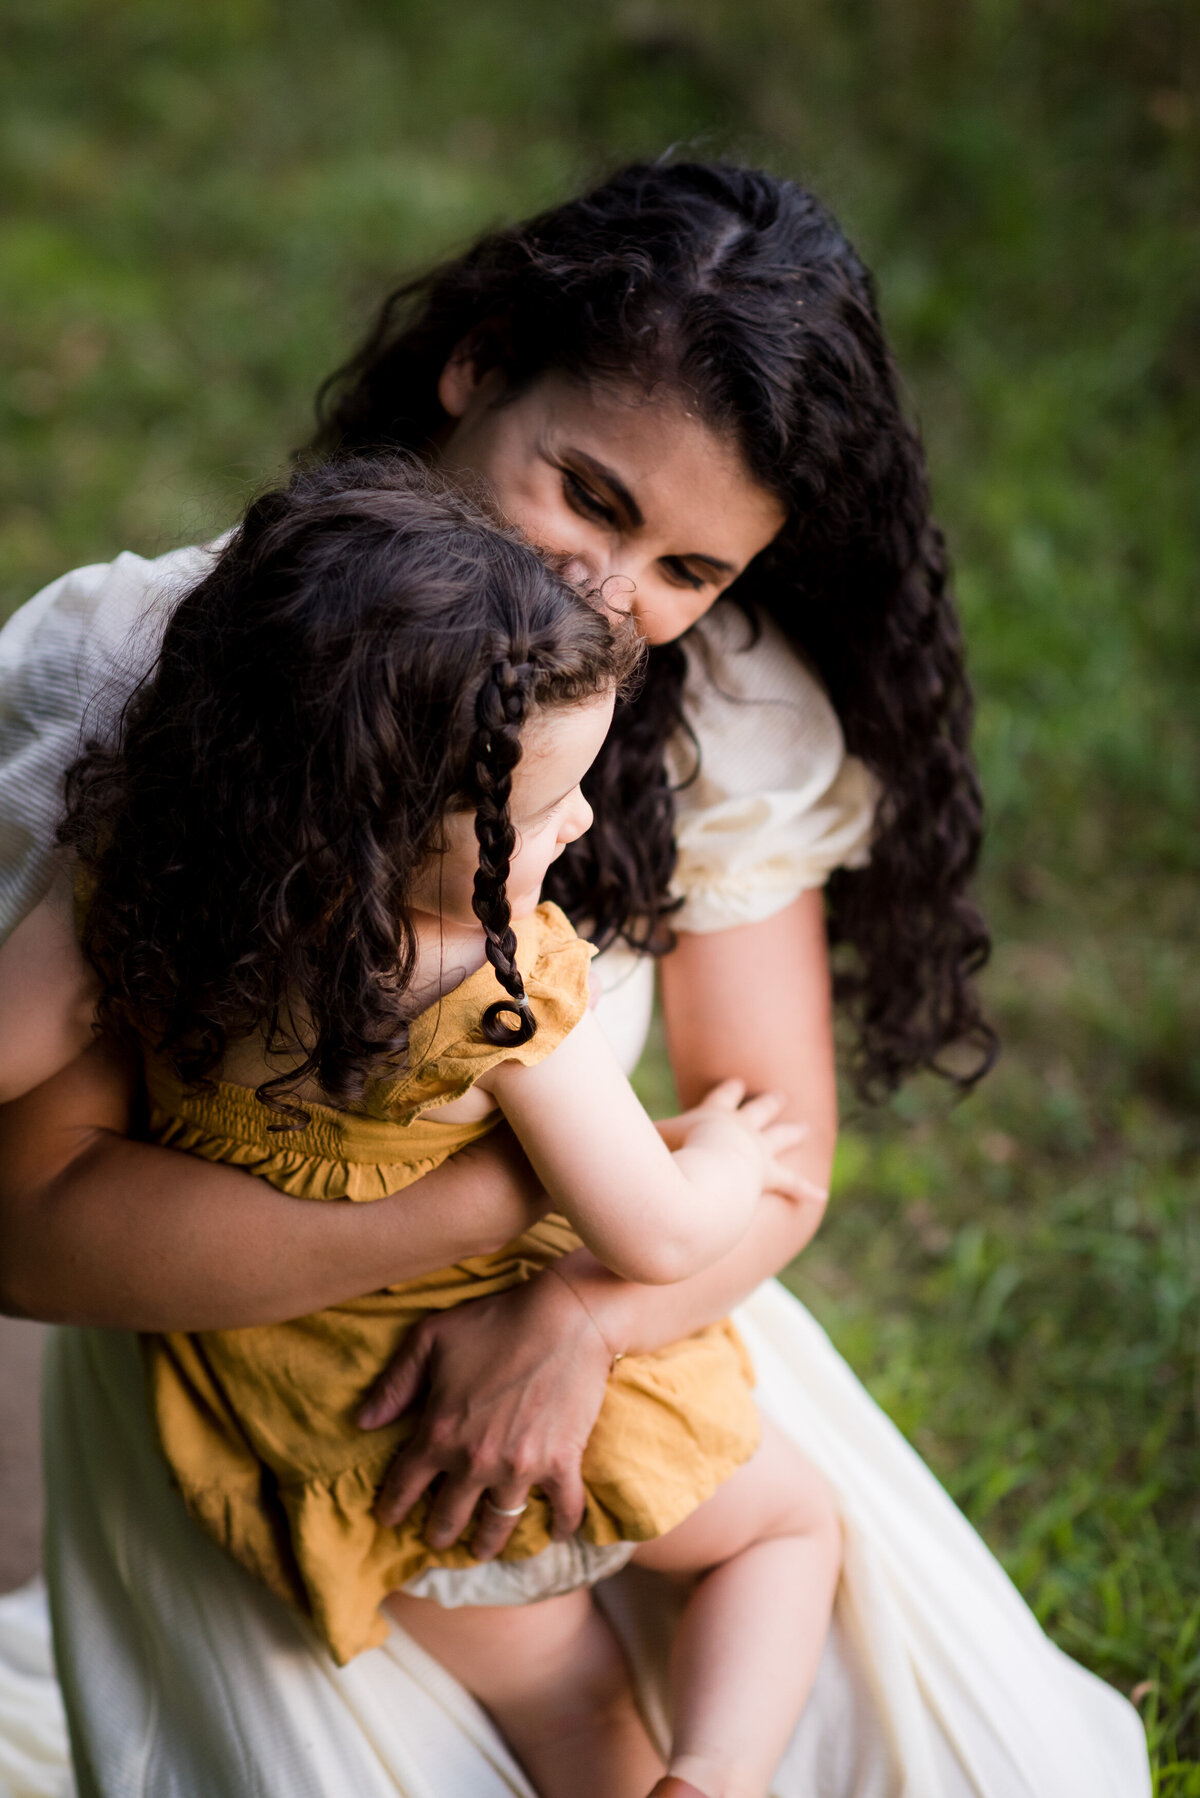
[59,457,641,1117]
[310,159,995,1096]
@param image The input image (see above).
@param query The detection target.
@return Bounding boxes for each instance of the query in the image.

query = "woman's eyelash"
[664,559,706,591]
[561,469,614,522]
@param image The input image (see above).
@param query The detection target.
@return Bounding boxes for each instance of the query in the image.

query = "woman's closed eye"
[561,470,711,592]
[561,467,615,524]
[661,558,706,591]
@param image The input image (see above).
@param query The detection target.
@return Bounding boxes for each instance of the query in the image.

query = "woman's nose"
[560,547,640,606]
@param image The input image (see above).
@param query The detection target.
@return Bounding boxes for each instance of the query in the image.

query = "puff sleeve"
[666,603,879,934]
[0,542,218,942]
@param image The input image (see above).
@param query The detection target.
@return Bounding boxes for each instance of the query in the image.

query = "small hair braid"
[469,659,538,1048]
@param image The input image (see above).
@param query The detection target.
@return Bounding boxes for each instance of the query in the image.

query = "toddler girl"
[20,457,840,1798]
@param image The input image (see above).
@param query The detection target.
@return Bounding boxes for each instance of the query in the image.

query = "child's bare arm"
[484,1010,809,1285]
[0,879,98,1103]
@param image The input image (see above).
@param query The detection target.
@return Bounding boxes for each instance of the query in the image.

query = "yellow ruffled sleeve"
[365,900,595,1124]
[142,900,595,1204]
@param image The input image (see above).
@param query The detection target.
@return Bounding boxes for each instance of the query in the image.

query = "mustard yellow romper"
[142,902,759,1664]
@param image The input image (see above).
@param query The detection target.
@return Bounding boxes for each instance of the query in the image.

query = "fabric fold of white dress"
[0,1288,1149,1798]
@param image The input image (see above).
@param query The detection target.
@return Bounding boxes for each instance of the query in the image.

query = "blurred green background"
[2,0,1197,1785]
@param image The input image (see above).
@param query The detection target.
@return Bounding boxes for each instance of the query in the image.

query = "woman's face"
[436,362,786,645]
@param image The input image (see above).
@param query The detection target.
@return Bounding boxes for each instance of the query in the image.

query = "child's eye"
[562,469,615,524]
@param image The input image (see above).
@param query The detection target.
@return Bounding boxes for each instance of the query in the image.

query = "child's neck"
[407,908,489,1012]
[216,910,492,1098]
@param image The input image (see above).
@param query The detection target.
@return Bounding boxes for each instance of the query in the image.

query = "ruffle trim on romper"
[165,1313,759,1663]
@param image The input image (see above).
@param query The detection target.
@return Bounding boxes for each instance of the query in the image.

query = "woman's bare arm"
[0,1038,547,1329]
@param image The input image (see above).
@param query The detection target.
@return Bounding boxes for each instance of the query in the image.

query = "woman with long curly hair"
[0,162,1147,1796]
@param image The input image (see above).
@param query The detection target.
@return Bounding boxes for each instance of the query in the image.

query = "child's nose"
[562,791,593,842]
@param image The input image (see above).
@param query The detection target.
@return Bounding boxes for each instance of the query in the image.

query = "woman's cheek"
[493,473,582,562]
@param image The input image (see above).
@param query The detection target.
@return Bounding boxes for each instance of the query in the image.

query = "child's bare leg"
[387,1585,665,1798]
[633,1419,841,1798]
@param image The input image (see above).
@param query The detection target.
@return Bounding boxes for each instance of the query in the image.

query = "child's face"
[411,689,616,930]
[436,364,785,647]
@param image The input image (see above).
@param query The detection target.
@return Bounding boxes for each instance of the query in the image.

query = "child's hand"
[669,1079,827,1206]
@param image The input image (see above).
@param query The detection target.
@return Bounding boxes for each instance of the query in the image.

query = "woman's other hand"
[360,1264,611,1561]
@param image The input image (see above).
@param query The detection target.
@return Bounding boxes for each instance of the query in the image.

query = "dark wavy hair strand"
[309,159,996,1096]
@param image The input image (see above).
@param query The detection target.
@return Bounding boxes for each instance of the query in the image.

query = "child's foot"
[646,1780,713,1798]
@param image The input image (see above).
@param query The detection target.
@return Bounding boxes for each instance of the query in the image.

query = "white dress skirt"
[0,549,1151,1797]
[0,1273,1150,1798]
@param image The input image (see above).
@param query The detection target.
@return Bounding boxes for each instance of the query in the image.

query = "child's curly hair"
[59,457,641,1117]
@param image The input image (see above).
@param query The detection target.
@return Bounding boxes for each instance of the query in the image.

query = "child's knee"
[763,1435,842,1554]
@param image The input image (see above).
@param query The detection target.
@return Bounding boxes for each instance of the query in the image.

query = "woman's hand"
[361,1264,612,1561]
[359,897,841,1563]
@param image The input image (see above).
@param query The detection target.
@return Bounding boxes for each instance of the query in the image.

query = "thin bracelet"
[544,1263,626,1372]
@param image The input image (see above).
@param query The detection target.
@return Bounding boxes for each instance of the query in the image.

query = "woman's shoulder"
[676,602,845,787]
[668,603,880,931]
[0,538,226,944]
[0,539,222,689]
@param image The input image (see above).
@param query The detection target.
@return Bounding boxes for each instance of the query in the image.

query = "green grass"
[792,908,1200,1781]
[2,0,1197,1784]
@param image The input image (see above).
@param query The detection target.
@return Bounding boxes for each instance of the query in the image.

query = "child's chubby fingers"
[731,1088,795,1131]
[760,1120,807,1156]
[764,1161,830,1206]
[694,1076,747,1113]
